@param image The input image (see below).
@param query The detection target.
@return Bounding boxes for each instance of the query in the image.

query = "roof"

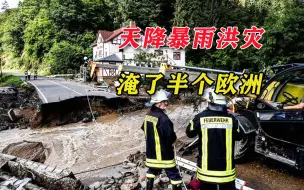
[95,54,123,63]
[106,28,124,41]
[94,21,139,46]
[95,28,124,43]
[99,30,114,41]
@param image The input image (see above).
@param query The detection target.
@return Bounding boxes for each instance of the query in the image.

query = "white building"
[91,21,186,78]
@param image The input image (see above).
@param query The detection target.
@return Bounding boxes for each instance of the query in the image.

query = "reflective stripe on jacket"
[186,108,242,183]
[141,105,177,168]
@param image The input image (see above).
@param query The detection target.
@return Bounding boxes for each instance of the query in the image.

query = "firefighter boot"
[172,184,182,190]
[146,178,154,190]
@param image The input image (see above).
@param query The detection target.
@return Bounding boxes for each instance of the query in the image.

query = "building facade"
[91,21,186,79]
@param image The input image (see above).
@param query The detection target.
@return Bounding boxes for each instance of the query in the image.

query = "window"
[123,55,125,60]
[155,50,163,56]
[105,52,107,56]
[173,52,181,60]
[260,68,304,103]
[99,50,102,57]
[97,37,102,43]
[113,39,121,45]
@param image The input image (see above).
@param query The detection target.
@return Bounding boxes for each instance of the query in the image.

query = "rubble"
[0,84,41,131]
[0,154,84,190]
[83,151,194,190]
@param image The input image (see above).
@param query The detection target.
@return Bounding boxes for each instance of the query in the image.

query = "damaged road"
[1,74,153,130]
[1,104,304,189]
[1,75,304,190]
[23,76,118,104]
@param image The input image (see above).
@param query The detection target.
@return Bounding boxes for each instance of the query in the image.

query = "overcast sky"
[2,0,22,9]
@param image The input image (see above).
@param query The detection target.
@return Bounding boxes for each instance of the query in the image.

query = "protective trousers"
[199,180,236,190]
[146,167,182,190]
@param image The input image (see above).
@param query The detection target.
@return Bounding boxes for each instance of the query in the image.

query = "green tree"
[19,0,45,23]
[82,0,114,31]
[173,0,267,71]
[43,41,84,74]
[48,0,86,33]
[23,9,58,66]
[0,8,25,68]
[260,3,304,66]
[118,0,175,30]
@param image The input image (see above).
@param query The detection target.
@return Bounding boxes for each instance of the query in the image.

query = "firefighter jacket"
[141,105,177,169]
[186,105,242,184]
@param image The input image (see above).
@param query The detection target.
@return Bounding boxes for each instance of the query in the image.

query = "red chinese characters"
[193,27,217,49]
[119,27,141,49]
[167,27,191,50]
[143,27,167,49]
[241,26,265,49]
[216,27,240,49]
[118,26,265,50]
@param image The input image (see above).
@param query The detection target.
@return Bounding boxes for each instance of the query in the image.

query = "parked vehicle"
[232,63,304,170]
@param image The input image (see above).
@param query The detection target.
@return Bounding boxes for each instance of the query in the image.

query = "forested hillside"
[0,0,303,74]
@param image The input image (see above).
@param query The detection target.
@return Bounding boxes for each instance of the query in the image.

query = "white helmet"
[150,90,169,104]
[203,87,227,105]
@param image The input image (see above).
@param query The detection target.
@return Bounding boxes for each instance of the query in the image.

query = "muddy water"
[0,105,197,174]
[2,104,303,189]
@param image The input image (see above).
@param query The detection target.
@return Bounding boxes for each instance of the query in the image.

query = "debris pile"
[0,85,41,131]
[0,153,84,190]
[86,151,195,190]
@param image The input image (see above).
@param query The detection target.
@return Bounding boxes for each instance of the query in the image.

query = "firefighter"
[185,88,243,190]
[141,89,182,190]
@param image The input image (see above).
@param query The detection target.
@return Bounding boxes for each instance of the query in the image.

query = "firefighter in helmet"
[141,89,182,190]
[186,87,243,190]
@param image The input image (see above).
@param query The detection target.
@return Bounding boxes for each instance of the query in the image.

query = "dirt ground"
[236,160,304,190]
[1,104,304,190]
[0,85,41,130]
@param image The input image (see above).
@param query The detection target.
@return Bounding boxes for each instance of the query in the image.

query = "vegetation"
[0,0,303,74]
[0,74,23,87]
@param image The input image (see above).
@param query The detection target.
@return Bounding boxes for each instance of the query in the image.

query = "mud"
[2,99,303,190]
[34,96,150,128]
[0,84,41,131]
[0,105,196,173]
[236,158,304,190]
[176,135,304,190]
